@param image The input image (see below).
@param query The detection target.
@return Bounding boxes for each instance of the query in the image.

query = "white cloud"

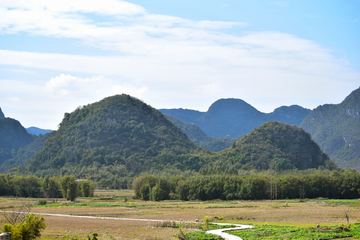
[0,0,359,128]
[0,0,146,15]
[44,73,148,100]
[45,74,103,98]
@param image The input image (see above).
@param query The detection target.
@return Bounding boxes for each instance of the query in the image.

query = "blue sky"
[0,0,359,129]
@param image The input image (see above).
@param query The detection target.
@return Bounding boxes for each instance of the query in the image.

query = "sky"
[0,0,359,130]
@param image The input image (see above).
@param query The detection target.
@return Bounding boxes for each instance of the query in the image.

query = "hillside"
[23,95,207,179]
[300,87,360,170]
[214,122,335,171]
[160,99,311,138]
[165,115,241,152]
[0,117,34,165]
[0,132,50,173]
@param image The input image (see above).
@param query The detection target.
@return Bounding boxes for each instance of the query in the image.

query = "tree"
[80,181,94,197]
[140,185,150,201]
[2,213,46,240]
[60,175,77,201]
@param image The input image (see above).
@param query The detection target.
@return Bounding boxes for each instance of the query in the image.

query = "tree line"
[132,169,360,201]
[0,174,95,201]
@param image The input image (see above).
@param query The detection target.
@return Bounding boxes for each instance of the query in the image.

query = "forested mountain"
[160,99,311,138]
[0,132,50,173]
[22,95,207,179]
[209,122,335,172]
[0,108,4,119]
[0,117,34,165]
[165,115,241,152]
[26,127,53,136]
[300,87,360,171]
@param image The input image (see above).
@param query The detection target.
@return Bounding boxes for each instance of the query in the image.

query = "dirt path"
[206,223,254,240]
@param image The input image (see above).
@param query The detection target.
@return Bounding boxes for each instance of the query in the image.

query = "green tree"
[80,181,94,197]
[140,185,150,200]
[2,213,46,240]
[60,175,77,201]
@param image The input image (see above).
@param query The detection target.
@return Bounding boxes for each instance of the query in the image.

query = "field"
[1,190,360,239]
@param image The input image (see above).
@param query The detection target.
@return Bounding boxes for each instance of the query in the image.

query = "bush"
[37,199,47,205]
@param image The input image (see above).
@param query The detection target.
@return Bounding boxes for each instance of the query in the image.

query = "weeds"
[204,216,209,229]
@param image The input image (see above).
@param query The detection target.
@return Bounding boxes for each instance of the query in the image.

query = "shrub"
[37,199,47,205]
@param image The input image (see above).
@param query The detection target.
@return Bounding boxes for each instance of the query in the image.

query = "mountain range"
[0,86,359,176]
[160,99,311,138]
[1,95,333,179]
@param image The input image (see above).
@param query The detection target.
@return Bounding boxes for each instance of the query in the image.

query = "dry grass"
[1,192,360,239]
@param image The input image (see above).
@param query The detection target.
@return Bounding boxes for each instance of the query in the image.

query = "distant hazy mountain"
[165,115,241,152]
[300,87,360,171]
[160,99,311,138]
[159,108,205,123]
[26,127,53,135]
[269,105,312,126]
[0,117,34,165]
[0,108,4,119]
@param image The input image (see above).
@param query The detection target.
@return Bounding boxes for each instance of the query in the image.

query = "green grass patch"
[325,199,360,206]
[228,223,360,239]
[184,231,223,240]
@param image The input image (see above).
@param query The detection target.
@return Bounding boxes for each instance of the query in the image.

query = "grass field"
[1,190,360,239]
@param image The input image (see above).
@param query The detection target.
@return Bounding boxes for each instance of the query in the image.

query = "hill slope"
[24,95,206,179]
[0,118,34,165]
[215,121,335,171]
[165,115,241,152]
[160,99,311,138]
[300,87,360,170]
[0,132,50,173]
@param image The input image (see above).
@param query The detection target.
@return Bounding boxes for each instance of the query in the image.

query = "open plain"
[1,190,360,239]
